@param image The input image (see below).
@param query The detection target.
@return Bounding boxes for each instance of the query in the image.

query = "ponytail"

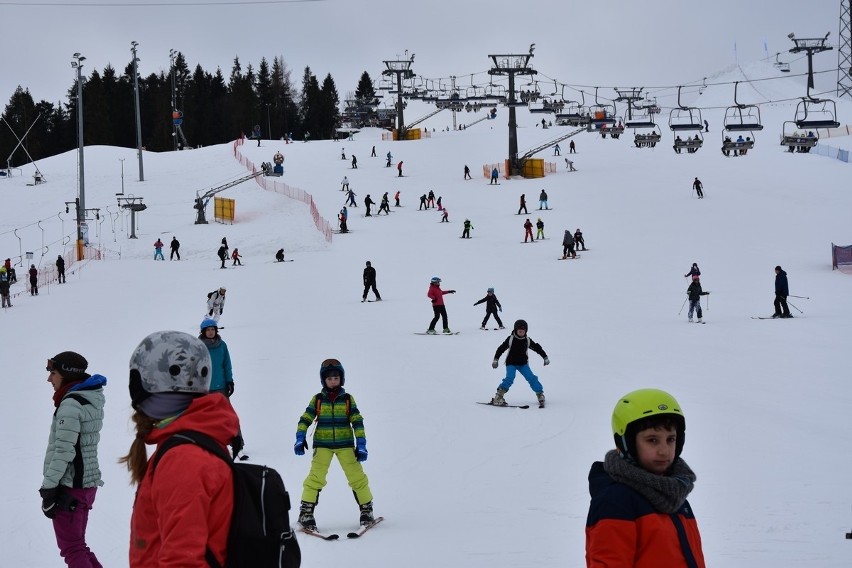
[118,411,158,485]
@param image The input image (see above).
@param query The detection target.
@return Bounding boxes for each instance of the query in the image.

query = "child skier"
[490,319,549,407]
[586,388,706,567]
[686,275,709,323]
[294,359,374,530]
[461,219,473,239]
[473,287,504,330]
[231,248,242,266]
[524,219,534,242]
[426,276,456,334]
[535,218,545,240]
[562,230,576,258]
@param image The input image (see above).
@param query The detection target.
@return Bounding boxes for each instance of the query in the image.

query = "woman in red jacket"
[121,331,241,567]
[585,389,705,568]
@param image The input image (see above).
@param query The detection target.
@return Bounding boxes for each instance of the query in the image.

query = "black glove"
[40,487,77,519]
[208,310,214,316]
[219,308,223,315]
[225,382,235,397]
[230,433,245,458]
[448,290,456,294]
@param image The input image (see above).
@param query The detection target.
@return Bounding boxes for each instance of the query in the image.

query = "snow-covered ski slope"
[1,62,851,567]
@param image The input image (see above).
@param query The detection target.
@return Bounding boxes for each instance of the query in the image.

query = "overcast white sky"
[0,0,844,107]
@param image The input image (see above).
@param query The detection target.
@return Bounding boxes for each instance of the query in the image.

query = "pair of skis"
[301,516,384,540]
[477,401,544,409]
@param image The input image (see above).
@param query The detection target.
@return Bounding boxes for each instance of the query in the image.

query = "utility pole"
[131,41,145,180]
[839,0,852,99]
[488,45,537,176]
[71,53,86,261]
[169,49,178,151]
[382,53,415,140]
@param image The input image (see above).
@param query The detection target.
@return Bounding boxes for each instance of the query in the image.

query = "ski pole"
[788,295,810,299]
[705,292,710,311]
[787,300,803,314]
[678,296,688,315]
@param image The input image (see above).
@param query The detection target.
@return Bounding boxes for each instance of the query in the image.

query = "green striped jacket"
[297,389,365,450]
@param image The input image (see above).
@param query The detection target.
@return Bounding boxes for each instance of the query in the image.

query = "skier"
[683,263,700,279]
[427,190,435,209]
[394,190,401,207]
[170,237,181,260]
[341,176,349,191]
[523,219,534,243]
[206,287,226,323]
[371,145,376,157]
[364,194,374,217]
[436,196,443,211]
[56,255,66,283]
[426,276,456,334]
[275,249,286,262]
[29,264,38,295]
[217,244,228,269]
[569,139,576,153]
[362,261,381,302]
[351,155,358,169]
[231,248,242,266]
[574,228,586,251]
[41,351,106,568]
[562,230,576,259]
[378,193,390,215]
[440,209,449,223]
[419,194,428,211]
[295,358,375,530]
[153,238,165,261]
[490,319,549,407]
[386,151,392,167]
[198,319,234,398]
[518,194,528,215]
[338,207,349,233]
[686,275,709,323]
[490,167,499,185]
[473,287,504,330]
[3,258,16,282]
[346,188,357,207]
[539,189,549,210]
[0,267,10,307]
[773,265,792,318]
[692,177,704,198]
[397,161,403,177]
[535,218,545,240]
[461,219,473,239]
[586,389,706,568]
[341,148,346,160]
[464,165,472,180]
[554,143,561,156]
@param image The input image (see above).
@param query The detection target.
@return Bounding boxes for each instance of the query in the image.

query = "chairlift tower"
[839,0,852,99]
[169,49,189,150]
[614,87,650,127]
[382,55,415,140]
[489,45,537,175]
[71,53,87,261]
[788,32,833,94]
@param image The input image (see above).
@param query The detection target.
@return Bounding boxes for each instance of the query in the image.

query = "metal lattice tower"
[839,0,852,99]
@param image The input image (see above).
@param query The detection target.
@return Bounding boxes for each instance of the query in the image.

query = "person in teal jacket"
[198,319,233,395]
[294,358,374,530]
[40,351,106,567]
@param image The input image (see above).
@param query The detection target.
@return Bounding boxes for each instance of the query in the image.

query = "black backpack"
[151,430,301,568]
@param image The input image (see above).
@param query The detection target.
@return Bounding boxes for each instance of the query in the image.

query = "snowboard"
[557,255,581,260]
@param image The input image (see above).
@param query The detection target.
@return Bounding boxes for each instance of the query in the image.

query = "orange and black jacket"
[585,461,706,568]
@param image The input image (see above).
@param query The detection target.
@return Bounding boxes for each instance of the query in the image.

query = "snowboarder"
[397,161,403,177]
[426,276,456,334]
[569,139,576,153]
[535,218,545,240]
[231,248,242,266]
[686,275,709,323]
[562,230,576,259]
[574,228,586,251]
[518,194,528,215]
[362,261,381,302]
[206,287,226,322]
[554,143,561,156]
[490,319,549,407]
[29,264,38,295]
[464,165,472,180]
[586,389,705,568]
[419,194,428,210]
[351,155,358,169]
[523,219,534,243]
[56,255,65,283]
[440,209,449,223]
[490,167,499,184]
[684,263,700,279]
[294,358,375,530]
[773,265,792,318]
[364,194,374,217]
[153,239,165,261]
[539,189,549,210]
[461,219,473,239]
[427,190,435,209]
[565,158,577,172]
[474,287,504,330]
[276,249,286,262]
[341,148,346,160]
[170,237,181,260]
[692,177,704,198]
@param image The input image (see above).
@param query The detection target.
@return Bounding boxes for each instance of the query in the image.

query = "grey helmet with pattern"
[128,330,212,409]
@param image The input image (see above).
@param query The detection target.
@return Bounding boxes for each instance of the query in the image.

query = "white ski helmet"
[129,330,211,409]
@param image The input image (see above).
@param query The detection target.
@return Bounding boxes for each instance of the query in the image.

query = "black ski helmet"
[513,319,528,332]
[319,358,345,387]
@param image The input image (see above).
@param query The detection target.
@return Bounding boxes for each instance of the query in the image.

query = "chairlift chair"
[794,97,840,130]
[668,86,704,131]
[780,120,818,152]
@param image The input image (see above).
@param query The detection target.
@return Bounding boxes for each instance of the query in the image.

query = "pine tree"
[318,73,341,139]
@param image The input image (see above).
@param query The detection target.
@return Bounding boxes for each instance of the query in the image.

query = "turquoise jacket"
[296,388,365,449]
[200,335,233,393]
[42,374,106,489]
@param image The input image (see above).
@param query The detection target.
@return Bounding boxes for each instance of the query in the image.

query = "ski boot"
[498,326,505,329]
[426,329,437,335]
[688,317,693,323]
[298,501,317,531]
[697,317,703,323]
[491,388,508,407]
[536,392,546,408]
[359,501,375,527]
[480,326,487,330]
[442,328,453,334]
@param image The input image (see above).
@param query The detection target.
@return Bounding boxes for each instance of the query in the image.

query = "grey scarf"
[603,449,696,514]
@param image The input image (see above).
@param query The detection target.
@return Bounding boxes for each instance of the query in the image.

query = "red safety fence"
[7,246,101,301]
[232,138,333,243]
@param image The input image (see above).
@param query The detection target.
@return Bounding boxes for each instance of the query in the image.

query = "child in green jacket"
[294,358,374,530]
